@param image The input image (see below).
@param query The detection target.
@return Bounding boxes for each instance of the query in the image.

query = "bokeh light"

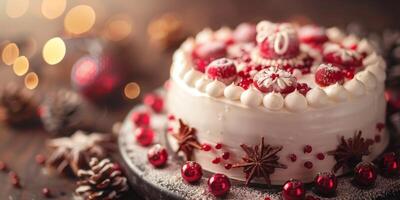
[124,82,141,99]
[64,5,96,35]
[24,72,39,90]
[2,43,20,65]
[103,15,133,41]
[13,56,29,76]
[41,0,67,20]
[42,37,66,65]
[6,0,30,18]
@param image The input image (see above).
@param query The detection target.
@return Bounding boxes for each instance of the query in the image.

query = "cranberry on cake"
[166,20,387,185]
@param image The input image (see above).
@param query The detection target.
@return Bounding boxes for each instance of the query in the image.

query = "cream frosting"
[195,77,212,92]
[284,90,308,112]
[326,27,345,42]
[240,88,263,107]
[306,87,329,107]
[195,28,214,43]
[325,83,349,102]
[205,80,225,97]
[357,39,373,54]
[183,69,203,87]
[224,84,244,100]
[366,63,386,82]
[263,92,284,111]
[355,71,377,91]
[344,78,366,97]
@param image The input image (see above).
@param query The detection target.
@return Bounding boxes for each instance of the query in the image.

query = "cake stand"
[118,91,400,200]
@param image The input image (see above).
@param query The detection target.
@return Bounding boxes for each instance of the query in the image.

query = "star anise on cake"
[327,131,372,173]
[46,130,116,176]
[232,137,287,186]
[171,119,201,161]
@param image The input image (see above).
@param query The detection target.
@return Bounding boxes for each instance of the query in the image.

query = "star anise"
[171,119,201,161]
[46,130,116,177]
[232,137,287,186]
[327,131,372,173]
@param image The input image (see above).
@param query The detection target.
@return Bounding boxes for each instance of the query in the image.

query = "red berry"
[374,135,381,143]
[181,161,203,183]
[298,25,328,45]
[147,145,168,168]
[379,152,399,177]
[167,114,175,121]
[135,127,155,146]
[304,161,313,169]
[215,143,223,149]
[237,77,253,89]
[316,153,325,160]
[131,112,151,127]
[205,58,237,84]
[201,144,212,151]
[208,173,231,197]
[342,67,356,79]
[224,164,232,170]
[297,83,311,96]
[315,64,344,87]
[303,145,312,154]
[143,94,164,113]
[353,162,377,188]
[253,67,297,94]
[288,154,297,162]
[192,41,227,72]
[282,179,305,200]
[0,161,7,171]
[222,152,230,160]
[42,188,52,198]
[313,172,337,197]
[233,23,257,43]
[376,123,385,132]
[258,24,300,59]
[323,47,362,68]
[212,157,221,164]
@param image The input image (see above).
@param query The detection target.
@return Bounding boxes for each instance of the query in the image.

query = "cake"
[165,21,388,186]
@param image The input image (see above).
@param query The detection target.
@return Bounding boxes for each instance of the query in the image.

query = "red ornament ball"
[131,111,150,127]
[147,144,168,168]
[313,172,337,197]
[143,94,164,113]
[208,173,231,197]
[135,127,154,146]
[353,162,377,188]
[379,152,399,177]
[181,161,203,183]
[71,54,122,101]
[282,179,306,200]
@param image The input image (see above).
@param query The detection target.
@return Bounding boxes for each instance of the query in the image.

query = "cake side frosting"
[165,21,388,185]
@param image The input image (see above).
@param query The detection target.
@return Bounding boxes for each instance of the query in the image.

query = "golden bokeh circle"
[124,82,141,100]
[104,16,133,41]
[41,0,67,19]
[64,5,96,35]
[2,43,19,65]
[24,72,39,90]
[42,37,66,65]
[13,56,29,76]
[6,0,30,18]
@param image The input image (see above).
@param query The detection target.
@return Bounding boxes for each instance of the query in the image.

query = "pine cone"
[40,90,81,135]
[76,158,129,200]
[0,84,39,126]
[46,130,116,176]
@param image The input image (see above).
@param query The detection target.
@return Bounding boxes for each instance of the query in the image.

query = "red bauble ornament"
[71,54,123,102]
[313,172,337,197]
[147,144,168,168]
[208,173,231,197]
[181,161,203,183]
[135,127,155,146]
[379,152,399,177]
[353,162,377,188]
[143,94,164,113]
[131,112,150,127]
[282,179,306,200]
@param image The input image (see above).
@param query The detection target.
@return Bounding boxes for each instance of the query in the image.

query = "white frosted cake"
[165,21,388,185]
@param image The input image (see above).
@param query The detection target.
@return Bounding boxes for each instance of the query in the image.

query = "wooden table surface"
[1,1,400,199]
